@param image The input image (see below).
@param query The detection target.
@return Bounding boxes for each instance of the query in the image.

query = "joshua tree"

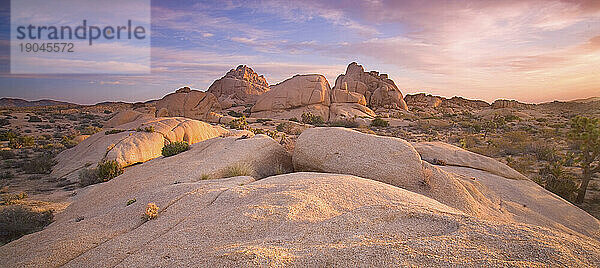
[568,116,600,204]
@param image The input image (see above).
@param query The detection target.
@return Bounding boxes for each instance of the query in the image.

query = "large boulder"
[251,74,376,122]
[207,65,270,108]
[251,74,332,120]
[104,110,153,128]
[412,142,528,180]
[154,87,222,121]
[51,117,228,182]
[2,172,599,267]
[333,62,408,111]
[293,127,600,239]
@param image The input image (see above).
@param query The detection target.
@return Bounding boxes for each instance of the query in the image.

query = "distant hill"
[569,96,600,103]
[0,98,76,108]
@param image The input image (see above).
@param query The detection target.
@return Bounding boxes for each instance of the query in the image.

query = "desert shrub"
[250,128,278,139]
[529,142,557,161]
[227,110,244,118]
[370,117,389,127]
[96,160,123,181]
[0,171,14,180]
[9,135,35,149]
[143,203,159,220]
[288,117,299,122]
[227,116,248,130]
[255,118,272,123]
[103,110,112,114]
[200,174,213,180]
[27,116,42,123]
[329,120,359,128]
[135,126,154,133]
[222,163,254,178]
[545,176,578,201]
[276,122,303,135]
[0,130,18,141]
[301,112,325,126]
[504,114,521,122]
[162,141,189,157]
[0,205,53,245]
[22,154,56,174]
[506,155,535,175]
[0,192,27,205]
[79,160,123,186]
[105,129,127,135]
[0,118,9,126]
[79,126,102,135]
[60,136,78,148]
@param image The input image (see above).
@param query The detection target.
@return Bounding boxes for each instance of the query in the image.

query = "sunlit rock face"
[207,65,270,108]
[333,62,409,111]
[251,74,375,122]
[154,87,222,122]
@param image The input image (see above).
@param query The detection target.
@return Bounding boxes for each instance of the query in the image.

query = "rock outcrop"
[51,117,228,182]
[293,127,600,239]
[404,93,491,110]
[207,65,270,108]
[412,141,528,180]
[251,74,375,122]
[154,87,222,122]
[404,93,443,108]
[333,62,408,111]
[3,171,599,266]
[105,110,154,128]
[491,99,532,109]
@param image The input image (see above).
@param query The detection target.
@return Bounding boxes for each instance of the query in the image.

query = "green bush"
[136,126,155,133]
[329,120,359,128]
[370,117,389,127]
[227,110,244,118]
[9,135,35,149]
[22,154,56,174]
[162,141,190,157]
[301,112,325,126]
[79,160,123,186]
[227,116,248,130]
[105,129,127,135]
[96,160,123,181]
[27,116,42,123]
[288,117,299,122]
[79,126,101,135]
[0,130,18,141]
[0,205,53,245]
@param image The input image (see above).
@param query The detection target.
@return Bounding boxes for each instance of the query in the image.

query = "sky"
[0,0,599,105]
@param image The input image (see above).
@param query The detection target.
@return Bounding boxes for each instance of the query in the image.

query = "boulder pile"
[251,74,375,122]
[333,62,408,111]
[207,65,270,108]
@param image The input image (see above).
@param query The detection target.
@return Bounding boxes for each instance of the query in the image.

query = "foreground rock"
[2,171,599,267]
[251,74,375,122]
[154,87,222,122]
[207,65,270,108]
[51,117,228,181]
[293,127,600,239]
[333,62,408,111]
